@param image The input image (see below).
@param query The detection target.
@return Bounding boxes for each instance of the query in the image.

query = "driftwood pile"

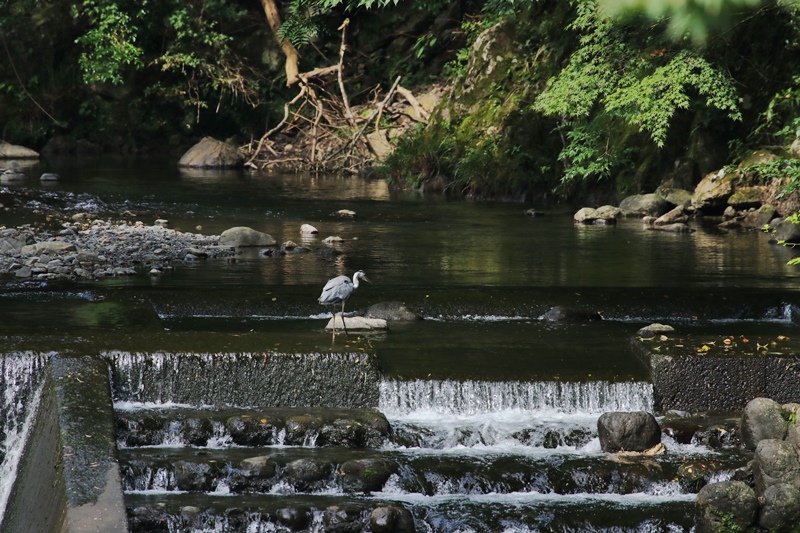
[242,20,431,174]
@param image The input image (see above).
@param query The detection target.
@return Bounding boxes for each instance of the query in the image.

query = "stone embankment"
[0,218,234,281]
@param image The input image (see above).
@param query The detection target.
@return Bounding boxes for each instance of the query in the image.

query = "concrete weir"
[0,349,382,532]
[632,334,800,413]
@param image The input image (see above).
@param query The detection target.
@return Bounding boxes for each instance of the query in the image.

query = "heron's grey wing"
[318,275,352,304]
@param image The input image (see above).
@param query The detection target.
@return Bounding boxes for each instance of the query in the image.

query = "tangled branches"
[242,19,429,174]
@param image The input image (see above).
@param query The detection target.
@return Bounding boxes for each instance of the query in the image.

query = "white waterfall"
[379,378,654,416]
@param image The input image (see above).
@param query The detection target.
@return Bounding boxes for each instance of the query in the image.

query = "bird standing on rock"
[318,270,371,335]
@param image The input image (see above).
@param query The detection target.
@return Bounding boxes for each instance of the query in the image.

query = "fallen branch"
[397,85,429,123]
[337,19,356,128]
[245,86,308,166]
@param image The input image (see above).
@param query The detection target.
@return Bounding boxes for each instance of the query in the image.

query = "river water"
[2,157,800,531]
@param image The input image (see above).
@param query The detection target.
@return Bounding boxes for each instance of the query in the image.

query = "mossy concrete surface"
[3,354,127,532]
[106,350,381,408]
[633,335,800,413]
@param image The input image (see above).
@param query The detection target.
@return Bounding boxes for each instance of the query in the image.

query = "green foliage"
[534,1,742,185]
[73,0,144,85]
[741,158,800,200]
[600,0,762,43]
[557,122,633,183]
[752,74,800,144]
[379,123,457,189]
[277,0,327,47]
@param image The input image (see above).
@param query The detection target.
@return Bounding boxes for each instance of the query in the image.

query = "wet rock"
[317,247,343,258]
[323,235,344,244]
[364,301,423,321]
[318,416,390,448]
[753,439,800,494]
[181,417,213,446]
[323,505,365,533]
[573,206,619,224]
[228,456,279,493]
[0,169,26,182]
[14,265,31,278]
[695,480,758,533]
[300,223,318,234]
[651,222,693,233]
[692,168,737,214]
[275,506,311,530]
[653,206,687,226]
[284,458,332,491]
[742,204,777,229]
[759,483,800,531]
[636,323,675,336]
[369,505,416,533]
[692,425,741,449]
[740,397,787,450]
[219,226,276,247]
[573,207,598,224]
[284,413,324,445]
[728,186,765,209]
[541,306,602,322]
[658,187,693,208]
[771,217,800,244]
[226,415,282,446]
[619,193,670,217]
[597,411,661,453]
[784,404,800,448]
[0,142,39,159]
[174,461,215,491]
[677,459,720,493]
[40,173,60,182]
[339,458,397,493]
[178,136,244,168]
[20,241,76,256]
[324,316,388,331]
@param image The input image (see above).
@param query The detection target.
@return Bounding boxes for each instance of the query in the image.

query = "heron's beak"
[362,275,372,284]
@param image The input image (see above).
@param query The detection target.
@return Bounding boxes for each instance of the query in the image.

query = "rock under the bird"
[324,316,388,331]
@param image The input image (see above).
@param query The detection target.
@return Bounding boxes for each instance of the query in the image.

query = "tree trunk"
[259,0,300,86]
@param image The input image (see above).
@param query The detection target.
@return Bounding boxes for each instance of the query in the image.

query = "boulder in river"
[619,193,670,217]
[0,142,39,159]
[219,226,276,247]
[759,483,800,531]
[178,136,244,168]
[339,457,398,493]
[691,168,737,214]
[369,505,416,533]
[753,439,800,495]
[695,480,758,533]
[740,397,788,450]
[573,206,619,225]
[597,411,661,453]
[364,301,422,321]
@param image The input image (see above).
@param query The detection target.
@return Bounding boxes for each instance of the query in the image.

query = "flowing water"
[1,157,800,531]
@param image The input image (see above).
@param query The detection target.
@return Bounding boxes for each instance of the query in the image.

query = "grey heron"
[318,270,371,335]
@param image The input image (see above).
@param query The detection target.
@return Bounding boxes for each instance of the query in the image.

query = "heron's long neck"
[352,274,360,288]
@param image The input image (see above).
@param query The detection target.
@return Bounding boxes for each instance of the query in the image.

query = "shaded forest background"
[1,0,799,201]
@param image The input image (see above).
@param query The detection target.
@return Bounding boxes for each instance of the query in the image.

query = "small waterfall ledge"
[379,378,654,415]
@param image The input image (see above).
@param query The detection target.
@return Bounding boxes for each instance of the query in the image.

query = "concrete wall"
[633,337,800,412]
[2,355,128,533]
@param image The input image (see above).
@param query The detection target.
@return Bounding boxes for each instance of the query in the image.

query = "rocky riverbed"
[0,186,235,281]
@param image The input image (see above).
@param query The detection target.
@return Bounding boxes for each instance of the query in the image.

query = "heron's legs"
[341,302,349,335]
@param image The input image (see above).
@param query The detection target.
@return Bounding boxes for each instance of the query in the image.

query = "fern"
[534,1,742,182]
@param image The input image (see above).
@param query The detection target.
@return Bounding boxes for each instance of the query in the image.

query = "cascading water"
[378,379,654,415]
[119,377,749,532]
[0,352,49,528]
